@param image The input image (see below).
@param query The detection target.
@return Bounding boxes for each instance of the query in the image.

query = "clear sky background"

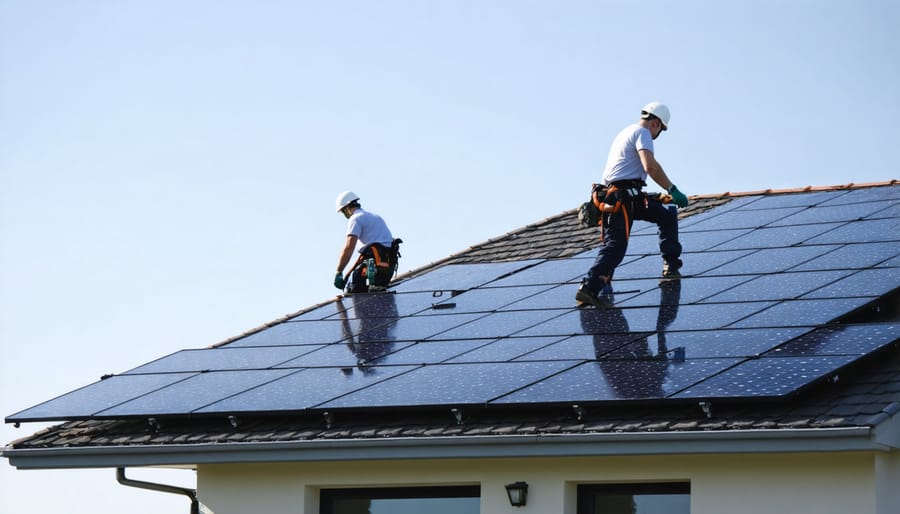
[1,1,897,512]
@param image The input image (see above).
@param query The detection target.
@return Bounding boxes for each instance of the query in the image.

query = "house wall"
[875,451,900,514]
[197,452,884,514]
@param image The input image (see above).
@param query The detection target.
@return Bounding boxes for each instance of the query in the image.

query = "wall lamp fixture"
[505,481,528,507]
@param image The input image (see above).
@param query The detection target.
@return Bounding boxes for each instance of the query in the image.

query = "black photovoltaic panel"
[835,185,900,203]
[766,201,895,227]
[709,224,842,251]
[428,285,554,313]
[673,249,754,276]
[319,361,577,409]
[485,259,588,287]
[390,260,542,292]
[672,355,859,398]
[699,270,853,303]
[679,206,807,232]
[616,276,753,307]
[733,190,848,209]
[769,323,900,356]
[195,365,419,415]
[8,187,900,423]
[125,346,320,374]
[805,218,899,244]
[703,246,836,276]
[791,242,900,271]
[10,373,196,421]
[446,336,569,363]
[730,298,877,329]
[494,358,744,403]
[675,196,760,230]
[99,369,297,416]
[674,228,753,252]
[802,268,900,298]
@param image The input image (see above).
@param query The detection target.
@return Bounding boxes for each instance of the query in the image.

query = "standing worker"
[576,102,690,308]
[334,191,401,293]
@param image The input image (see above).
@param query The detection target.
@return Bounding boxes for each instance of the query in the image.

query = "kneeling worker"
[334,191,401,293]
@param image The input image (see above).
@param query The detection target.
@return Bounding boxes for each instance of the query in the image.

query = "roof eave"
[3,426,892,470]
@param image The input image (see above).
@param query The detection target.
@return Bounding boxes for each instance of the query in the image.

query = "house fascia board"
[3,427,894,470]
[871,403,900,448]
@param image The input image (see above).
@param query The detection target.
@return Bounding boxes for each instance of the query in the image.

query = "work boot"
[660,261,682,282]
[575,283,612,308]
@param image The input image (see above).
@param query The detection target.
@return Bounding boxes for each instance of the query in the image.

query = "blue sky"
[1,1,898,512]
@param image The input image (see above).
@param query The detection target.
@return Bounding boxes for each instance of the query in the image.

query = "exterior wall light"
[505,481,528,507]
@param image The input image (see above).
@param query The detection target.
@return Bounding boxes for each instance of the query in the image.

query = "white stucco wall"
[197,451,892,514]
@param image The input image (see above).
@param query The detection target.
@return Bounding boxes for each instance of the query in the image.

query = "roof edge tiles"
[2,426,890,470]
[690,180,899,200]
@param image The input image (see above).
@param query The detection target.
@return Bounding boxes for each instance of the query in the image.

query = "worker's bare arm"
[638,149,674,191]
[337,234,359,273]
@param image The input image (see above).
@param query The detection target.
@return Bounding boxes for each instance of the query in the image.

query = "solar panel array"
[8,186,900,422]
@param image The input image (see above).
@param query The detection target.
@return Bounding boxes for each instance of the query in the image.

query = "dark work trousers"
[584,190,682,293]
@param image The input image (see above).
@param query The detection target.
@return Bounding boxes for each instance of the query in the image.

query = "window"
[577,483,690,514]
[320,485,480,514]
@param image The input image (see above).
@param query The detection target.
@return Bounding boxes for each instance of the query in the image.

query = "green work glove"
[333,272,345,290]
[668,184,689,208]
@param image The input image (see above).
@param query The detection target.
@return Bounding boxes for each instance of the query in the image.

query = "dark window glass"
[320,486,479,514]
[578,483,689,514]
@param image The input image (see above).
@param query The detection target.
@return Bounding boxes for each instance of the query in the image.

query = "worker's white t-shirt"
[347,208,394,249]
[602,123,654,185]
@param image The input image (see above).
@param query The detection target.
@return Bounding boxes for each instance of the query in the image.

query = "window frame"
[319,485,480,514]
[576,482,690,514]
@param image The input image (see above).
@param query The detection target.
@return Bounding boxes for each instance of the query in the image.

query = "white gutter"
[3,426,893,470]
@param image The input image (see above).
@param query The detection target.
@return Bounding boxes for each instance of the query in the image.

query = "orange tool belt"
[592,184,632,242]
[345,240,402,283]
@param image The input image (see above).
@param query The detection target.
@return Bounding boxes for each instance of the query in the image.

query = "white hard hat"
[641,101,670,130]
[335,191,360,212]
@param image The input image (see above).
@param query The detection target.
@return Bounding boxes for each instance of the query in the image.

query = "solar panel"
[485,259,590,287]
[791,242,900,271]
[702,246,835,275]
[319,361,576,409]
[615,277,751,307]
[768,323,900,356]
[7,186,900,424]
[9,373,195,421]
[766,200,894,227]
[729,298,876,328]
[196,365,418,414]
[801,268,900,298]
[676,228,753,252]
[805,218,899,244]
[124,346,318,374]
[98,369,297,416]
[494,358,743,403]
[673,355,858,398]
[680,206,807,231]
[699,270,853,303]
[274,341,414,367]
[391,260,542,292]
[833,185,900,203]
[428,285,554,313]
[709,225,841,251]
[732,190,848,209]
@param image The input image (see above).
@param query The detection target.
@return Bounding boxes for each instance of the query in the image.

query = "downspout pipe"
[116,467,199,514]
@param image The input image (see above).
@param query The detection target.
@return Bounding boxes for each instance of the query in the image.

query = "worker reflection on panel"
[581,281,681,399]
[336,293,398,371]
